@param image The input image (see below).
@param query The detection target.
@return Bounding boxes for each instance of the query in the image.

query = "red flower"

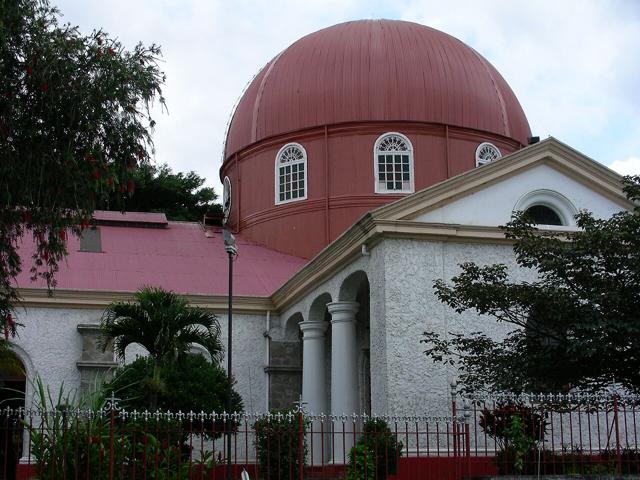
[7,314,13,327]
[26,66,33,76]
[106,177,113,187]
[127,179,135,194]
[107,47,115,55]
[40,82,49,92]
[42,250,49,261]
[59,230,67,241]
[92,170,101,180]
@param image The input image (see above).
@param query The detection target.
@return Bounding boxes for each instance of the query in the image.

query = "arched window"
[514,190,577,227]
[475,142,502,167]
[275,143,307,205]
[525,205,563,226]
[374,133,414,194]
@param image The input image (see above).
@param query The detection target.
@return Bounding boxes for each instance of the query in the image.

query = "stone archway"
[337,271,371,414]
[0,349,26,480]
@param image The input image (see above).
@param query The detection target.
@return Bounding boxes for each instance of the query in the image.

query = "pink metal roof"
[225,20,530,159]
[15,220,307,297]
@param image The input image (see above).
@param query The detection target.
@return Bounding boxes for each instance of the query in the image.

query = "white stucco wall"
[9,306,267,414]
[415,163,625,226]
[381,238,538,415]
[10,307,96,408]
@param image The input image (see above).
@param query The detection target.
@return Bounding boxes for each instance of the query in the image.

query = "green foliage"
[347,418,403,479]
[104,354,243,436]
[254,411,308,480]
[100,287,223,409]
[0,0,165,347]
[102,163,221,221]
[27,377,211,480]
[347,443,375,480]
[423,175,640,394]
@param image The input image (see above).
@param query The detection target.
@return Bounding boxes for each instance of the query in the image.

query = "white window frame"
[475,142,502,167]
[275,142,308,205]
[373,132,415,194]
[514,189,578,227]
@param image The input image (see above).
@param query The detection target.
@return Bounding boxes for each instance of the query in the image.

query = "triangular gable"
[372,137,632,222]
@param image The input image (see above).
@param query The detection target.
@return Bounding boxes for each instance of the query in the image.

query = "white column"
[299,320,328,465]
[327,301,359,464]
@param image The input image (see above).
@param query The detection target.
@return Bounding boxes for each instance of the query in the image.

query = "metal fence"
[1,392,640,479]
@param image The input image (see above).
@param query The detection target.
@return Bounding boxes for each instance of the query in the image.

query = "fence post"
[298,410,304,480]
[463,400,471,480]
[451,381,458,457]
[613,394,622,475]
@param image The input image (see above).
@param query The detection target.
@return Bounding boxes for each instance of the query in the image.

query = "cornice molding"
[16,288,274,314]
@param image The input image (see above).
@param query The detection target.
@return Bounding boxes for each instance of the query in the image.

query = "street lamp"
[223,228,237,480]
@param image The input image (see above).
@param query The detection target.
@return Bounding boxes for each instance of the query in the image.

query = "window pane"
[280,193,285,201]
[379,164,385,172]
[386,155,393,164]
[285,192,291,200]
[379,173,385,181]
[299,187,305,196]
[299,180,304,189]
[292,173,298,181]
[387,181,394,189]
[298,164,304,172]
[395,182,402,189]
[403,173,409,181]
[292,164,298,173]
[292,190,298,199]
[402,155,409,164]
[285,166,291,174]
[402,164,409,172]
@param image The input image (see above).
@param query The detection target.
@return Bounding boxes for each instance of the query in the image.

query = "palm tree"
[100,287,223,409]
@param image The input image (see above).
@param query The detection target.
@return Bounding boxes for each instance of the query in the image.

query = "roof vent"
[475,142,502,167]
[79,227,102,253]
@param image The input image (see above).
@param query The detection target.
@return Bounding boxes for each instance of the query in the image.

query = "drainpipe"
[264,310,271,411]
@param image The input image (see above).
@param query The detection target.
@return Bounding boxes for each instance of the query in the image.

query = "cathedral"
[5,20,632,453]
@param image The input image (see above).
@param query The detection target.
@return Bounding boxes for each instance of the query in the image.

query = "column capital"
[299,320,328,339]
[327,301,359,323]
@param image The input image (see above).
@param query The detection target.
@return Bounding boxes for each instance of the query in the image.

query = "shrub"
[347,418,403,480]
[103,354,243,436]
[254,411,308,480]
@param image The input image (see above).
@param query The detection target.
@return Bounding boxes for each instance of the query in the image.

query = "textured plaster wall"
[217,313,267,413]
[382,238,538,415]
[9,306,267,414]
[10,307,98,407]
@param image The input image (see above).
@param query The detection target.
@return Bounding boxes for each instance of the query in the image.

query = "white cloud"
[609,157,640,176]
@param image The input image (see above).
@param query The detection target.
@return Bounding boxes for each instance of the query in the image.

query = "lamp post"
[223,229,237,480]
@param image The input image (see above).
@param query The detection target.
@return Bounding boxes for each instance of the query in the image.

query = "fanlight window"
[525,205,563,226]
[374,133,414,193]
[475,142,502,167]
[275,143,307,204]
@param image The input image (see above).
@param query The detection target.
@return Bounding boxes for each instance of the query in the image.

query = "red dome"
[225,19,530,159]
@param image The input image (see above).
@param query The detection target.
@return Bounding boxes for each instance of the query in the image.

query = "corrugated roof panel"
[225,19,530,160]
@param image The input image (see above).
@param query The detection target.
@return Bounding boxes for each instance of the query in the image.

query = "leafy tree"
[423,176,640,395]
[0,0,165,345]
[102,163,221,221]
[100,287,223,409]
[104,354,243,435]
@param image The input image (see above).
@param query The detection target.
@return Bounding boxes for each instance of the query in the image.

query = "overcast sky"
[55,0,640,194]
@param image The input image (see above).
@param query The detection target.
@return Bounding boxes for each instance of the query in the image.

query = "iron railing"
[1,392,640,479]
